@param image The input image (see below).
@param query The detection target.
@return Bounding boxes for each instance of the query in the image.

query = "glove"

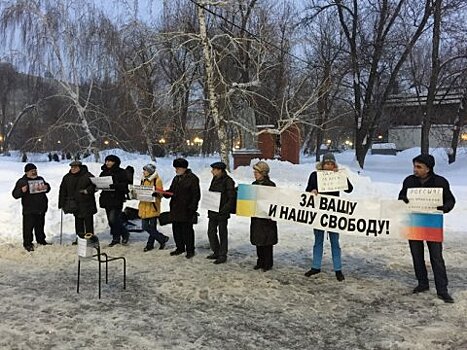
[400,197,409,204]
[436,205,445,212]
[79,189,88,195]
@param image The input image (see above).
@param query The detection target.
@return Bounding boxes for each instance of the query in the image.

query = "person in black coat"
[304,152,353,281]
[166,158,201,259]
[58,160,97,243]
[398,154,456,303]
[250,161,278,271]
[99,155,130,246]
[206,161,236,264]
[12,163,51,251]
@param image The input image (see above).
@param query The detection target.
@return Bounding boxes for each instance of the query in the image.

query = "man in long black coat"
[398,154,456,303]
[12,163,51,251]
[206,161,236,264]
[99,155,129,246]
[59,160,97,243]
[166,158,200,259]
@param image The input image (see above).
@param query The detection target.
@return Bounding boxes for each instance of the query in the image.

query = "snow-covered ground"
[1,148,466,350]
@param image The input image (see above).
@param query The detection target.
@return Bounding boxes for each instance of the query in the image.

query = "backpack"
[125,166,135,200]
[230,186,238,214]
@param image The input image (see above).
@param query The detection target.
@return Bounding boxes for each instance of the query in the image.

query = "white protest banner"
[317,169,349,192]
[90,176,113,190]
[252,186,408,238]
[129,185,155,202]
[201,191,222,212]
[407,188,443,213]
[28,179,47,194]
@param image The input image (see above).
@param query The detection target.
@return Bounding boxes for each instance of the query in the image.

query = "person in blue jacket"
[304,153,353,281]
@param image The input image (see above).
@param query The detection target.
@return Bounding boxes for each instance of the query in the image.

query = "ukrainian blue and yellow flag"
[235,184,257,217]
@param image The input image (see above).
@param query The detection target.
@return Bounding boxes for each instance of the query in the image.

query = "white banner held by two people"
[240,185,408,238]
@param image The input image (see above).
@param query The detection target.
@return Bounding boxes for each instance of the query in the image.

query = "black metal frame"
[76,244,126,299]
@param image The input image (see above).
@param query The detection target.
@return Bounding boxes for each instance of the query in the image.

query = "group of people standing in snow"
[11,152,456,303]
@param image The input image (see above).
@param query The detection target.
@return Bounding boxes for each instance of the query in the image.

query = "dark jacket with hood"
[250,176,278,246]
[398,172,455,213]
[167,169,201,222]
[305,162,353,197]
[12,175,50,215]
[59,165,97,217]
[207,172,236,220]
[99,156,129,209]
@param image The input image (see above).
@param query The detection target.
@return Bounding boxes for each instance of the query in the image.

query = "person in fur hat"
[99,154,130,247]
[304,152,353,281]
[250,161,278,271]
[58,160,97,245]
[138,164,169,252]
[165,158,201,259]
[398,153,456,303]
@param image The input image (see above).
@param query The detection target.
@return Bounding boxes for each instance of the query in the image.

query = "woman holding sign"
[138,164,169,252]
[304,153,353,281]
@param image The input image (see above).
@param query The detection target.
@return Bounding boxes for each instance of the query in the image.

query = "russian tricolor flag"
[404,213,444,242]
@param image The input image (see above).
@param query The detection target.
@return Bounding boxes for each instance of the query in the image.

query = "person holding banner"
[304,152,353,281]
[98,155,130,247]
[251,161,278,271]
[206,161,236,264]
[398,154,456,303]
[12,163,51,251]
[166,158,201,259]
[138,164,169,252]
[58,161,97,244]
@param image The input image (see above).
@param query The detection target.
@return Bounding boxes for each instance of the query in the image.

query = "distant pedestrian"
[138,164,169,252]
[58,160,97,244]
[398,154,456,303]
[165,158,200,259]
[250,161,277,271]
[12,163,51,251]
[99,155,130,247]
[206,161,236,264]
[304,152,353,281]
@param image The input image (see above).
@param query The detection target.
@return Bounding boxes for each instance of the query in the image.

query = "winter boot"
[304,268,321,277]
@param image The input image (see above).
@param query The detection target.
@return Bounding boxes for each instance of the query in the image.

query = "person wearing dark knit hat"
[59,160,97,244]
[398,153,456,303]
[12,164,51,251]
[166,158,200,258]
[138,164,169,252]
[24,163,37,172]
[206,161,236,264]
[250,161,277,271]
[304,152,353,281]
[99,154,130,247]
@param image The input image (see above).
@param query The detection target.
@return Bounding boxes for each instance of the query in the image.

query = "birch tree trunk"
[196,1,230,168]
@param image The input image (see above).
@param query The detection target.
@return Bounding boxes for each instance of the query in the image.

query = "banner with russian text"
[235,184,443,241]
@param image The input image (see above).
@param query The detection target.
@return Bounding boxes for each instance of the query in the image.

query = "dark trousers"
[105,208,128,242]
[409,240,448,294]
[74,215,94,235]
[142,217,167,247]
[172,221,195,253]
[23,213,46,246]
[207,217,228,258]
[256,245,273,269]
